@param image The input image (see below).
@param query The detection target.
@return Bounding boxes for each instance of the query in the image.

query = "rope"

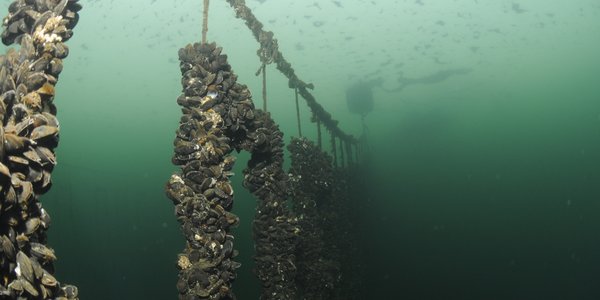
[224,0,359,146]
[346,141,353,167]
[331,134,337,167]
[317,118,322,149]
[202,0,210,44]
[262,63,267,111]
[340,137,345,168]
[295,88,302,137]
[1,1,82,298]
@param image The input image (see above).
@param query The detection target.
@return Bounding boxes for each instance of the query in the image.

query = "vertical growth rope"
[224,0,359,146]
[346,141,353,167]
[339,138,345,168]
[317,119,322,149]
[331,134,337,167]
[1,1,82,298]
[167,42,299,300]
[295,88,302,137]
[202,0,210,44]
[261,64,267,111]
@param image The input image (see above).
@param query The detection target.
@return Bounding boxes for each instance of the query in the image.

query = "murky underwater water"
[1,0,600,299]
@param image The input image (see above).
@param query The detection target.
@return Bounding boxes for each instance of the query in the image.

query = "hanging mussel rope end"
[169,40,299,299]
[1,0,82,299]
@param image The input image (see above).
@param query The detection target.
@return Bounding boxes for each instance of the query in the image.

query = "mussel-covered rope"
[261,63,267,111]
[0,0,82,299]
[330,133,337,167]
[345,141,353,167]
[316,118,322,150]
[294,88,301,137]
[288,137,340,299]
[339,138,345,168]
[238,110,299,300]
[166,42,299,300]
[202,0,210,44]
[167,42,243,300]
[224,0,359,146]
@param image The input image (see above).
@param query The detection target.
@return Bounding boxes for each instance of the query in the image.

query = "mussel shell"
[53,43,69,59]
[29,53,52,72]
[49,58,63,77]
[23,92,42,110]
[24,217,40,235]
[15,233,29,252]
[32,11,52,32]
[1,76,16,95]
[19,34,35,60]
[202,73,216,85]
[40,169,52,191]
[8,278,24,293]
[53,0,68,15]
[223,239,234,257]
[15,117,35,136]
[30,242,57,262]
[37,83,55,101]
[27,166,44,182]
[62,285,78,298]
[16,83,28,100]
[30,255,44,280]
[0,162,11,181]
[41,112,59,127]
[24,72,48,91]
[18,181,34,205]
[16,251,35,283]
[23,149,42,165]
[8,155,29,168]
[30,125,59,141]
[4,186,17,206]
[0,235,16,260]
[41,271,58,287]
[21,279,38,297]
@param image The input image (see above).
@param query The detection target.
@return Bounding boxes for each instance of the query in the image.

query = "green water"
[2,0,600,299]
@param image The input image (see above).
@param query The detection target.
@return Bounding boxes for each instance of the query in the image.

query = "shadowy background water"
[2,0,600,299]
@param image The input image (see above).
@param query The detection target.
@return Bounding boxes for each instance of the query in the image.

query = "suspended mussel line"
[287,137,340,299]
[224,0,360,148]
[241,110,299,300]
[346,141,354,167]
[316,118,322,150]
[330,133,337,167]
[166,42,242,300]
[165,2,242,298]
[256,63,267,112]
[326,167,366,299]
[218,2,369,299]
[288,137,366,299]
[339,137,345,169]
[294,88,302,137]
[262,64,267,111]
[166,40,300,299]
[0,0,82,299]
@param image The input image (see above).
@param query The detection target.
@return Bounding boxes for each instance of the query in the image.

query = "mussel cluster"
[2,0,80,46]
[166,42,242,300]
[166,41,300,300]
[242,111,299,300]
[320,167,367,300]
[0,0,81,299]
[288,137,339,300]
